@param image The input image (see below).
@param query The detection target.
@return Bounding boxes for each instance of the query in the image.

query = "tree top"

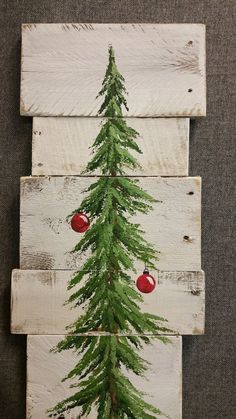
[98,45,129,117]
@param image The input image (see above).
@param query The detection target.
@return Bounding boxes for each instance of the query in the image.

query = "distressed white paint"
[20,176,201,271]
[21,23,206,117]
[32,117,189,176]
[11,269,204,335]
[27,335,182,419]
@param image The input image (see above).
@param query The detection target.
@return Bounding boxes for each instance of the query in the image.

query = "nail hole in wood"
[188,88,193,93]
[188,40,193,46]
[191,289,201,296]
[183,235,190,241]
[188,191,194,195]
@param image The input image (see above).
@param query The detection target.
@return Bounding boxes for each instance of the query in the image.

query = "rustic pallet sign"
[27,335,182,419]
[21,23,206,117]
[32,117,189,176]
[12,22,206,419]
[11,269,205,335]
[20,176,201,271]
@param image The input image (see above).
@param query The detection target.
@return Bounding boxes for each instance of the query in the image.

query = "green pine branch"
[48,45,172,419]
[48,336,169,419]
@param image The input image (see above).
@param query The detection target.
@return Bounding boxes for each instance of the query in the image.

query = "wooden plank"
[27,335,182,419]
[32,117,189,176]
[21,23,206,117]
[11,269,204,335]
[20,176,201,271]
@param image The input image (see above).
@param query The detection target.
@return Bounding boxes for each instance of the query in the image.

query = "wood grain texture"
[27,335,182,419]
[21,23,206,117]
[32,117,189,176]
[11,269,205,335]
[20,176,201,271]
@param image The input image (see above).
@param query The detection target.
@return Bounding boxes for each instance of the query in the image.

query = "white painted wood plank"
[20,176,201,271]
[27,335,182,419]
[32,117,189,176]
[12,269,204,335]
[21,23,206,117]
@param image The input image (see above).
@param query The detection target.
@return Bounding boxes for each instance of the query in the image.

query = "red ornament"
[71,212,90,233]
[136,269,156,294]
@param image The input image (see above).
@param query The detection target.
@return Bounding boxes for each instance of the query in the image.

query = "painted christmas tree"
[48,46,172,418]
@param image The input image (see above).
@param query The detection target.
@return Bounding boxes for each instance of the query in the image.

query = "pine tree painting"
[48,46,172,419]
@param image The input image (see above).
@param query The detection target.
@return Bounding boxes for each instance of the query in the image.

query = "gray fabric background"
[0,1,235,418]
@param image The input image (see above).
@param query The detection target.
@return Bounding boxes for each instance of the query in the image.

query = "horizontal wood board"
[27,335,182,419]
[32,117,189,176]
[21,23,206,117]
[12,269,205,335]
[20,176,201,271]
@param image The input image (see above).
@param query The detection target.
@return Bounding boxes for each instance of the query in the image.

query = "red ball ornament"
[71,212,90,233]
[136,269,156,294]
